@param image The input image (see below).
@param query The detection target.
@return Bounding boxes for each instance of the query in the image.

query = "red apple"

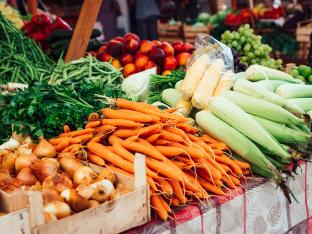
[151,40,162,47]
[97,45,107,53]
[160,41,175,57]
[124,38,139,54]
[123,33,140,43]
[163,56,177,70]
[96,52,112,62]
[140,40,153,54]
[172,41,184,54]
[123,63,136,77]
[176,52,191,66]
[182,42,195,53]
[120,53,134,65]
[144,60,156,70]
[149,47,165,66]
[112,36,124,42]
[106,40,123,58]
[135,53,150,71]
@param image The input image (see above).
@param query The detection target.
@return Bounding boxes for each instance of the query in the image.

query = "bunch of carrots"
[48,98,251,220]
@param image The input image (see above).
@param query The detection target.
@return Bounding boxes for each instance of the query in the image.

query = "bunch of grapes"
[231,48,247,72]
[221,24,283,70]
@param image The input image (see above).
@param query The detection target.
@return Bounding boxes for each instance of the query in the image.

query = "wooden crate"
[158,21,182,43]
[0,189,28,213]
[0,164,150,234]
[0,208,30,234]
[183,24,212,45]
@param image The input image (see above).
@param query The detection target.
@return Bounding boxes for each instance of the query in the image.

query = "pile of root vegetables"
[48,98,251,220]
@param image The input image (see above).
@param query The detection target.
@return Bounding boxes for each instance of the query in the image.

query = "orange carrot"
[101,119,143,128]
[145,134,161,143]
[61,144,82,153]
[171,197,180,206]
[54,137,71,152]
[197,169,223,187]
[89,135,103,143]
[213,149,224,155]
[87,142,135,174]
[195,158,222,180]
[164,107,178,113]
[177,123,198,134]
[156,178,173,196]
[164,127,188,140]
[158,195,171,213]
[154,139,171,145]
[155,146,185,157]
[197,177,225,195]
[219,163,231,172]
[96,125,116,134]
[161,131,185,143]
[183,171,207,195]
[171,160,186,168]
[59,128,95,137]
[150,194,168,220]
[222,175,236,189]
[228,174,240,186]
[102,108,154,123]
[72,133,94,143]
[170,142,203,158]
[233,160,250,169]
[186,133,200,142]
[200,134,218,144]
[113,129,140,138]
[169,180,186,204]
[85,121,101,129]
[63,125,71,133]
[243,169,251,175]
[88,112,99,122]
[215,156,243,175]
[88,154,105,166]
[208,143,228,150]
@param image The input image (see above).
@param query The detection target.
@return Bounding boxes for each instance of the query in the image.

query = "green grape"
[240,56,247,63]
[234,33,240,40]
[243,44,251,52]
[232,41,238,48]
[251,59,256,64]
[240,36,246,43]
[229,33,235,40]
[247,52,254,59]
[236,45,242,51]
[277,59,283,65]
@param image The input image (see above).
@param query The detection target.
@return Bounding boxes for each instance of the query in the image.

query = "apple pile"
[96,33,194,77]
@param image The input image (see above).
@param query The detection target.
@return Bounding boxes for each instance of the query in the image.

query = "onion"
[76,184,95,199]
[87,200,100,209]
[91,179,115,203]
[60,188,88,212]
[42,173,73,193]
[44,201,71,219]
[23,136,33,145]
[0,169,12,183]
[15,154,37,172]
[1,152,18,171]
[73,166,97,185]
[31,159,58,182]
[44,211,57,223]
[59,157,83,177]
[33,137,56,158]
[0,138,20,150]
[58,152,75,159]
[16,144,33,156]
[97,169,116,185]
[42,158,59,169]
[16,168,37,186]
[41,188,63,205]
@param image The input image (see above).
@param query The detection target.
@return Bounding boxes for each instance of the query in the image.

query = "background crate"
[158,21,182,43]
[183,24,212,44]
[296,19,312,60]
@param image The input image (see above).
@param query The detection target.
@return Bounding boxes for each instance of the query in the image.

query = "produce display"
[96,33,194,76]
[0,2,23,28]
[288,65,312,83]
[221,24,283,70]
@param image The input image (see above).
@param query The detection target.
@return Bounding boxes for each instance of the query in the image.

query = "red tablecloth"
[126,162,311,234]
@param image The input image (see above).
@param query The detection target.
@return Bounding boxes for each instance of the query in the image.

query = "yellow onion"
[15,154,37,172]
[31,159,58,182]
[91,179,115,203]
[33,137,56,158]
[44,212,57,223]
[60,188,89,212]
[87,200,100,209]
[16,144,32,156]
[97,169,116,185]
[42,173,73,193]
[76,184,95,199]
[16,168,37,186]
[73,166,97,185]
[1,152,18,171]
[44,201,71,219]
[59,157,83,177]
[41,188,63,205]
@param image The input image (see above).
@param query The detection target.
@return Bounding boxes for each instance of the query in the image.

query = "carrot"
[63,125,71,133]
[158,195,171,213]
[200,134,218,144]
[72,133,94,143]
[164,107,178,113]
[138,124,162,137]
[164,127,188,140]
[228,174,240,186]
[113,129,140,138]
[154,139,171,145]
[195,158,222,180]
[215,156,243,175]
[89,135,103,143]
[145,134,161,143]
[219,163,231,172]
[222,175,236,189]
[186,133,200,142]
[88,112,99,122]
[177,123,198,134]
[161,131,185,143]
[150,194,168,221]
[243,169,251,175]
[108,136,158,178]
[213,149,224,155]
[87,142,135,174]
[121,140,166,161]
[171,160,186,168]
[197,169,223,187]
[169,180,186,204]
[88,154,105,166]
[155,178,173,196]
[49,137,64,145]
[155,146,185,157]
[70,145,82,154]
[101,119,144,128]
[59,128,95,137]
[197,177,225,195]
[170,142,203,158]
[61,144,82,153]
[233,160,250,169]
[54,137,70,152]
[171,197,180,206]
[208,143,228,150]
[70,138,81,144]
[102,108,159,123]
[183,171,207,195]
[96,125,116,134]
[85,121,101,129]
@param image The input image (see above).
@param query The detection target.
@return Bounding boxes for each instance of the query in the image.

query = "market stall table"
[126,162,311,234]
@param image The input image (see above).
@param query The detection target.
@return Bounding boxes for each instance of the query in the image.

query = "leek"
[195,110,280,174]
[251,115,311,144]
[208,97,292,161]
[255,80,289,92]
[161,88,180,107]
[234,79,305,116]
[289,98,312,112]
[223,91,304,125]
[234,72,246,80]
[276,84,312,99]
[246,65,303,83]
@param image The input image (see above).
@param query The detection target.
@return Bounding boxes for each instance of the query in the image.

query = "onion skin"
[44,212,57,223]
[42,188,63,205]
[42,173,73,193]
[87,200,100,209]
[76,184,95,199]
[31,159,58,182]
[15,154,37,172]
[16,168,37,186]
[33,137,56,158]
[97,169,116,185]
[73,166,97,185]
[91,187,111,203]
[2,152,18,171]
[61,189,89,212]
[59,157,83,177]
[44,201,71,219]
